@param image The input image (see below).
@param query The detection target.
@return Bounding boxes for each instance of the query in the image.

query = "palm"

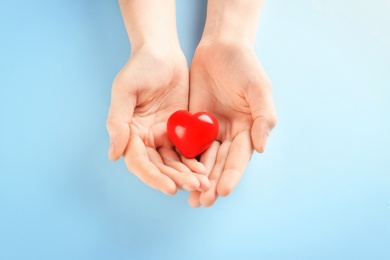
[190,43,271,139]
[188,42,277,207]
[117,49,188,146]
[127,75,188,150]
[130,104,182,150]
[108,48,209,195]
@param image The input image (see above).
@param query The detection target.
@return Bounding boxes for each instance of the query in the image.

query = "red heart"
[167,110,219,159]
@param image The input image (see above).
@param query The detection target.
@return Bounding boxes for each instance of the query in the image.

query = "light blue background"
[1,0,389,259]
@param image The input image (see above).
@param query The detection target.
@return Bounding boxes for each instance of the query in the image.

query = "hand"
[187,40,277,207]
[107,0,210,195]
[107,46,210,195]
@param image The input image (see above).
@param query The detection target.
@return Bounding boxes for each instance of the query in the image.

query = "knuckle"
[254,113,277,129]
[112,73,123,88]
[106,116,119,132]
[268,114,278,128]
[262,108,278,127]
[262,75,272,88]
[106,116,115,127]
[249,71,272,91]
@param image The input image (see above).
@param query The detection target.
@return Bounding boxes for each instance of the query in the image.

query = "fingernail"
[160,187,176,196]
[182,184,192,191]
[108,142,115,160]
[261,133,268,153]
[160,189,170,195]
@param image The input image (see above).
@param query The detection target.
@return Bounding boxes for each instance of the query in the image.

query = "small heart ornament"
[167,110,219,158]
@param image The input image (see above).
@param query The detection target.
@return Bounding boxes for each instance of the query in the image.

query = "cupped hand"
[188,40,277,207]
[107,46,209,195]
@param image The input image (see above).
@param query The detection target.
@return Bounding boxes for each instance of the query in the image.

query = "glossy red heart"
[167,110,219,159]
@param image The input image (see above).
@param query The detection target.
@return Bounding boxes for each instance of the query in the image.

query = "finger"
[194,174,211,192]
[199,141,230,207]
[200,182,219,208]
[150,148,200,191]
[123,135,176,195]
[180,154,207,175]
[251,118,275,153]
[193,141,221,195]
[246,66,277,153]
[217,131,253,197]
[186,138,216,206]
[199,141,221,177]
[106,83,136,161]
[188,191,201,208]
[160,147,211,192]
[160,146,204,175]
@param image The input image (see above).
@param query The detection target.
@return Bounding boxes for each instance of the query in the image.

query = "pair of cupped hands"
[106,39,277,207]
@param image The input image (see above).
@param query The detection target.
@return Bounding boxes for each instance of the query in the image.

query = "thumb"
[247,71,277,153]
[251,118,275,153]
[106,83,136,161]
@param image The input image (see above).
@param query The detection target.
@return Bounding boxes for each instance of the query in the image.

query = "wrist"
[201,0,263,46]
[119,0,180,53]
[130,42,187,72]
[130,38,181,56]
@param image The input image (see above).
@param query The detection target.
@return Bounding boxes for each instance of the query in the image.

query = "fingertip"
[261,133,268,153]
[161,181,177,196]
[252,119,271,153]
[199,185,218,207]
[200,193,217,207]
[109,140,128,161]
[189,201,201,208]
[216,170,240,197]
[254,133,268,153]
[188,191,201,208]
[106,118,130,160]
[108,142,119,161]
[216,184,232,197]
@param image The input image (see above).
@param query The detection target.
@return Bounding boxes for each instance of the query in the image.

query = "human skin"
[106,0,210,195]
[187,0,277,207]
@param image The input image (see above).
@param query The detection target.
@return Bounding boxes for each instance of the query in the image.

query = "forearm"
[118,0,180,52]
[201,0,263,45]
